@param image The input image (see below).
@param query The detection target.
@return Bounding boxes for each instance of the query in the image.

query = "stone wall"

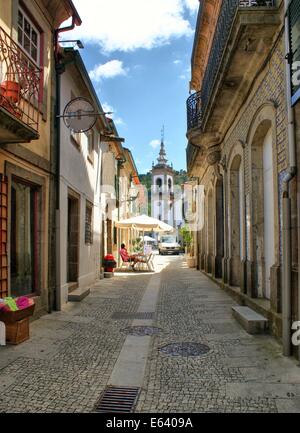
[196,32,293,339]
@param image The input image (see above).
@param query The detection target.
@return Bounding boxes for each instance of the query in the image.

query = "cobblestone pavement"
[0,271,152,413]
[1,256,300,413]
[136,258,300,413]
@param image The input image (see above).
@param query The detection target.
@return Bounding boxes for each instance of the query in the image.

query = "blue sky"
[66,0,198,174]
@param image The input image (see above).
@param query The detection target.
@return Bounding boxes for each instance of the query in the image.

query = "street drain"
[159,342,210,357]
[122,326,162,336]
[94,386,140,413]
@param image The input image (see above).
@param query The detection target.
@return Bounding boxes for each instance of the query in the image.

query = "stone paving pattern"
[1,256,300,413]
[0,275,150,413]
[136,259,300,413]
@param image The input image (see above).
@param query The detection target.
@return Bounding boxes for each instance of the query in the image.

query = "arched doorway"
[229,155,243,287]
[207,189,213,273]
[200,191,206,270]
[263,129,275,299]
[251,124,274,299]
[214,178,224,278]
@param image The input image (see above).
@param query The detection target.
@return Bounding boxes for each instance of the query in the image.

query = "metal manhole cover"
[159,342,210,357]
[122,326,162,336]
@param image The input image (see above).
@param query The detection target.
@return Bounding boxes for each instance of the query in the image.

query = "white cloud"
[114,117,126,126]
[173,59,182,65]
[102,102,114,114]
[149,139,161,149]
[89,60,127,81]
[183,0,199,14]
[102,102,126,127]
[179,66,191,80]
[68,0,196,53]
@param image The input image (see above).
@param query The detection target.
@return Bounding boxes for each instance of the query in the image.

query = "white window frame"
[17,7,40,66]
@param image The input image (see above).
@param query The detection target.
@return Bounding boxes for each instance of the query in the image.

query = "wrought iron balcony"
[0,27,42,143]
[187,0,276,135]
[187,90,202,132]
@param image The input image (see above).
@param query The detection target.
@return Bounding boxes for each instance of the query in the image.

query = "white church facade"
[151,140,184,238]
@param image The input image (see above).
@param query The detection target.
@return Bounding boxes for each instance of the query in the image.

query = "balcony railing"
[187,0,275,133]
[187,90,202,131]
[0,27,41,133]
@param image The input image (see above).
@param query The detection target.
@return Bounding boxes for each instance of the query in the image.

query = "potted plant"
[0,80,21,104]
[0,72,23,118]
[132,238,143,253]
[180,225,195,268]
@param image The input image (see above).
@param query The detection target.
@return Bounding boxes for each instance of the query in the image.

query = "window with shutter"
[85,201,93,245]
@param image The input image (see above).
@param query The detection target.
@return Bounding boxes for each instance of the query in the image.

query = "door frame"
[67,187,80,287]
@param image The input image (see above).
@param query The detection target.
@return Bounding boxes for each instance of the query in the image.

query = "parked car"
[158,235,181,255]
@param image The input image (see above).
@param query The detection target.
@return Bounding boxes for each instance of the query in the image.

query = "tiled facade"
[186,0,299,349]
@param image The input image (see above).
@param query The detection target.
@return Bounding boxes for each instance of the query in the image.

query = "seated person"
[119,243,145,269]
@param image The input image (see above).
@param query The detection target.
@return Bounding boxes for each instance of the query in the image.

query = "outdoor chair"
[135,253,154,272]
[120,256,134,271]
[147,253,155,272]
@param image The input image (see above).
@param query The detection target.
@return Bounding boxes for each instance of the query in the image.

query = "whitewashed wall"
[59,68,103,305]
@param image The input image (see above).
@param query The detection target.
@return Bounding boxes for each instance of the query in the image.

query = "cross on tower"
[161,125,165,143]
[157,125,168,166]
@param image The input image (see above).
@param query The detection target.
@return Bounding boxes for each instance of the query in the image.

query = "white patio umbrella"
[116,215,173,253]
[115,214,173,232]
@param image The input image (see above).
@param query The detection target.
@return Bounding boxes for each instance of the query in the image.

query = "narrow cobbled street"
[0,256,300,413]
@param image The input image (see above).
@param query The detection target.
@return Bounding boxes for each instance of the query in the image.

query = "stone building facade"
[0,0,81,316]
[58,48,108,306]
[0,1,141,316]
[186,0,296,345]
[100,123,141,266]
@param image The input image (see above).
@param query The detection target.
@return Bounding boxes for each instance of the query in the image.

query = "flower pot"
[186,257,196,268]
[0,81,21,103]
[103,254,117,272]
[6,317,30,345]
[0,303,35,345]
[0,303,35,324]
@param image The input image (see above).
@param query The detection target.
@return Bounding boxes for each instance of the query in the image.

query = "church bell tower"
[151,128,175,228]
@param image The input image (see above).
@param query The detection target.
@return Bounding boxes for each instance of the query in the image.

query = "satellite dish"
[63,97,97,133]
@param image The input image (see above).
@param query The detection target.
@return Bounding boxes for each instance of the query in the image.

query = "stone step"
[68,287,90,302]
[232,306,268,334]
[68,282,78,293]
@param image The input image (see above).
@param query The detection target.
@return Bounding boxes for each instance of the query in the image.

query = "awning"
[115,214,173,233]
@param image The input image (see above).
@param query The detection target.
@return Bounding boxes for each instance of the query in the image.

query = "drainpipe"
[53,16,79,311]
[282,0,296,356]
